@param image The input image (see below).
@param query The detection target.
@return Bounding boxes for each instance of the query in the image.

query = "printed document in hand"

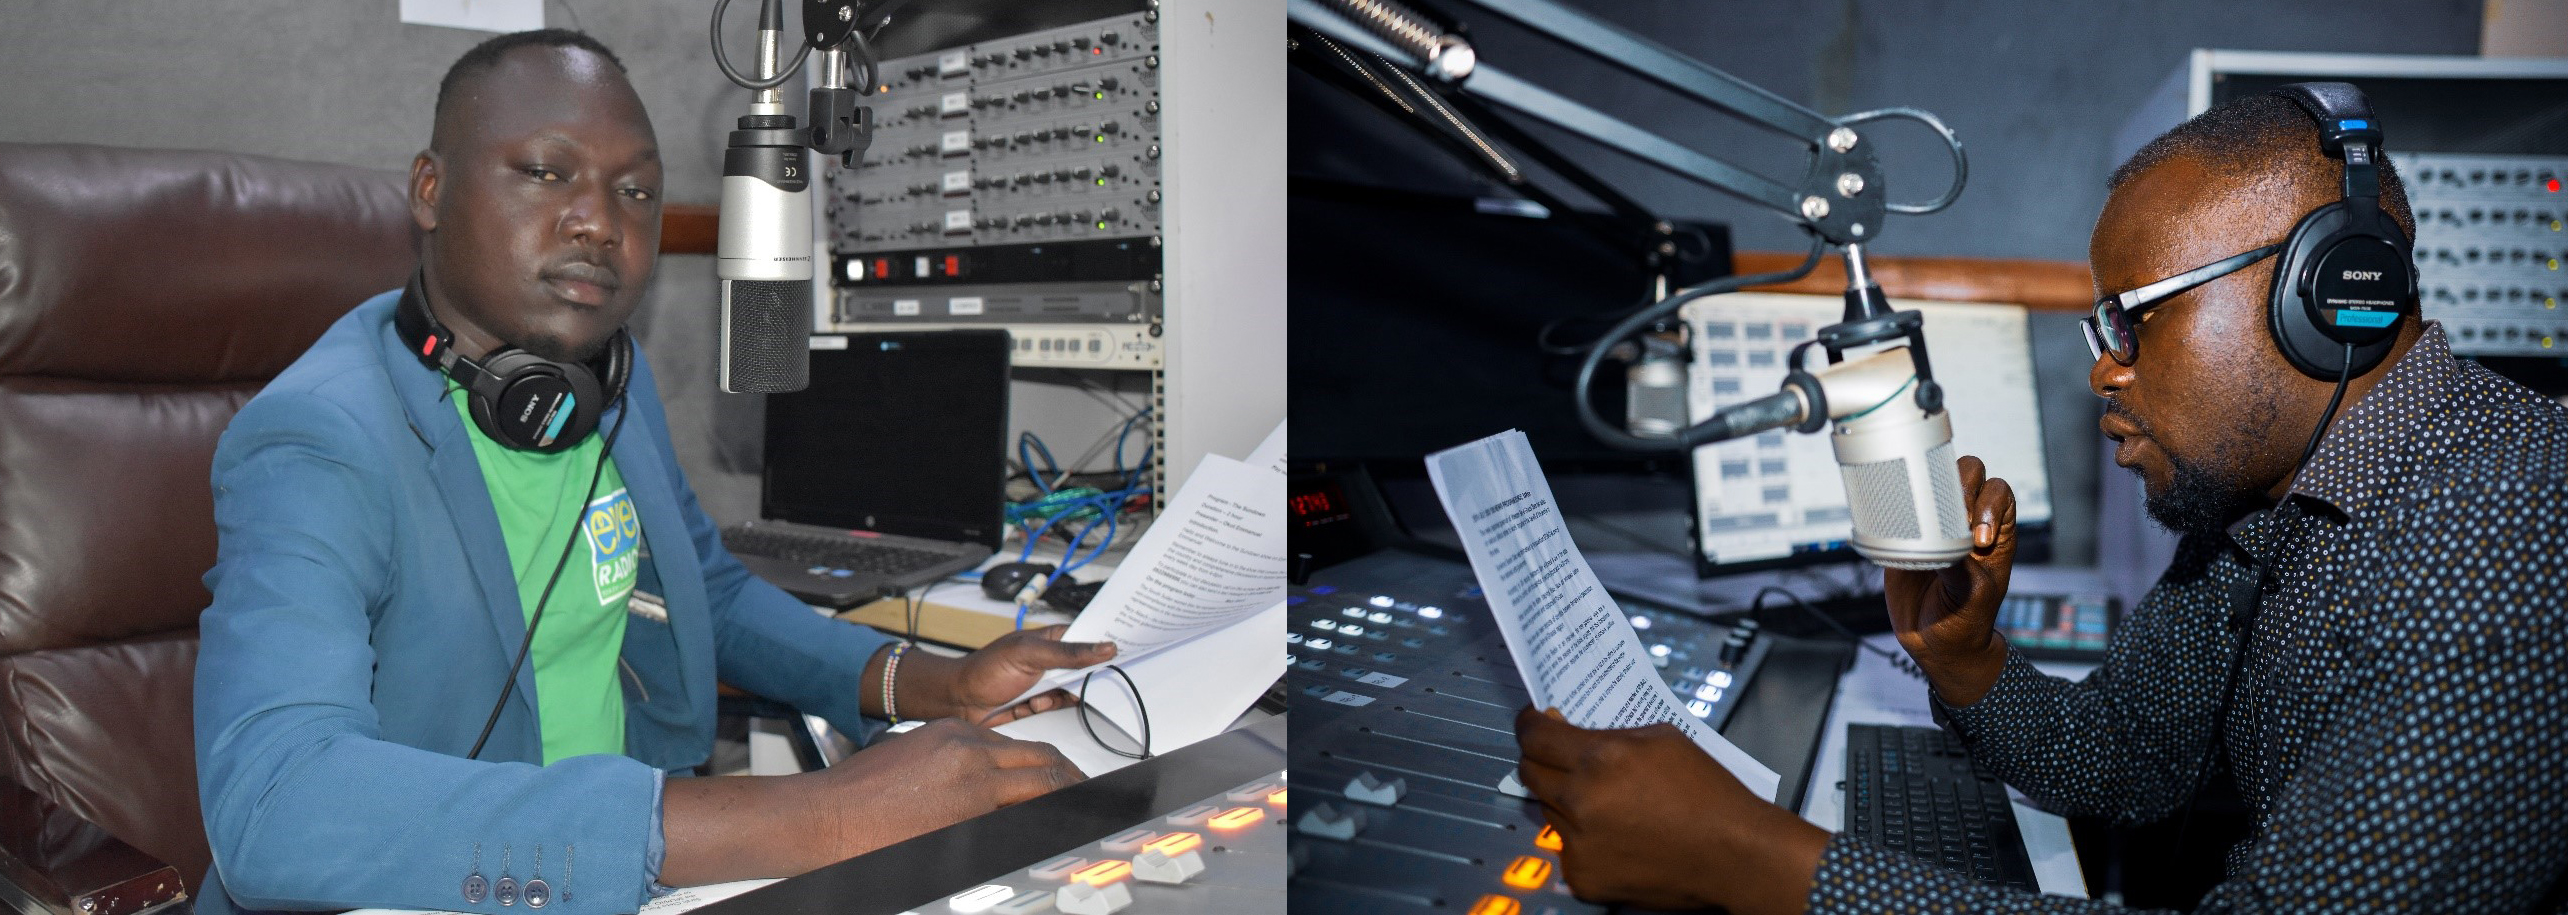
[1010,449,1286,734]
[1426,429,1781,801]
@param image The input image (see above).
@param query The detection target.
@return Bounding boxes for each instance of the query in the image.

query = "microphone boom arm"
[1288,0,1967,449]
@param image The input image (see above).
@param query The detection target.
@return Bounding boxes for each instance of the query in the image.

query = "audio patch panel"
[2404,152,2567,356]
[826,7,1168,368]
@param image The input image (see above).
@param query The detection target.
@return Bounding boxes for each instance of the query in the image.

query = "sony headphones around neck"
[2265,81,2418,381]
[393,273,632,453]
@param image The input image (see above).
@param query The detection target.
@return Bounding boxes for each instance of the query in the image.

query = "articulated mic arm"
[1289,0,1969,449]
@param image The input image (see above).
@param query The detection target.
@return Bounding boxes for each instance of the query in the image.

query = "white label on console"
[893,299,921,316]
[1321,691,1375,707]
[808,335,849,350]
[949,296,985,316]
[940,92,969,117]
[944,210,974,234]
[938,50,969,77]
[941,130,971,155]
[942,170,972,195]
[1356,672,1407,688]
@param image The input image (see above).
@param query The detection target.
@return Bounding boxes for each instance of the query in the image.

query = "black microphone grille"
[721,279,812,394]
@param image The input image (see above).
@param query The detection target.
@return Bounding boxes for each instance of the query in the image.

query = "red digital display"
[1290,480,1352,532]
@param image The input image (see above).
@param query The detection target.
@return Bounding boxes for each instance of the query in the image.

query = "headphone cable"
[2292,342,2358,482]
[467,392,632,761]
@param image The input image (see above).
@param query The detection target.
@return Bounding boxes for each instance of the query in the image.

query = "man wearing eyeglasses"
[1510,90,2568,912]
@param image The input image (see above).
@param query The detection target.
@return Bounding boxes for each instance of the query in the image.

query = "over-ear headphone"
[393,273,632,453]
[2265,82,2418,380]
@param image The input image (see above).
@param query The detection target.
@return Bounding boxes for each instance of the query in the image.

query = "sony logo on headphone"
[2342,269,2385,281]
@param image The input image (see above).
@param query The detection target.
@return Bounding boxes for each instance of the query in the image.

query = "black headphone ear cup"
[471,349,603,453]
[599,329,633,411]
[2268,202,2405,380]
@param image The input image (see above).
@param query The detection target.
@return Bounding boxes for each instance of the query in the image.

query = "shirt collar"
[2282,321,2460,521]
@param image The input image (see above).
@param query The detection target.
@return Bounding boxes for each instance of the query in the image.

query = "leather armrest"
[0,773,186,915]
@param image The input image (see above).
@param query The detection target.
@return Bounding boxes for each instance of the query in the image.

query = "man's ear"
[408,150,441,233]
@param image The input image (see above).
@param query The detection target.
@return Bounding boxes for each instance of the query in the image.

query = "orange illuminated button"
[1500,855,1553,891]
[1266,788,1288,807]
[1142,832,1202,857]
[1165,803,1220,827]
[1468,894,1522,915]
[1534,825,1562,852]
[1209,806,1266,830]
[1069,859,1132,886]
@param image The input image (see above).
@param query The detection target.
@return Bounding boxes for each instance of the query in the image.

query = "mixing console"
[695,716,1285,915]
[1288,550,1773,914]
[927,771,1287,914]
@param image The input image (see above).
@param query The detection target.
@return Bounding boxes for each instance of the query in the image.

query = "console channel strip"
[926,771,1289,915]
[1287,550,1770,914]
[829,5,1167,368]
[2406,152,2567,356]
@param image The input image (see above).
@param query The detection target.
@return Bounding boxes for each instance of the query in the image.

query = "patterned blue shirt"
[1811,323,2568,913]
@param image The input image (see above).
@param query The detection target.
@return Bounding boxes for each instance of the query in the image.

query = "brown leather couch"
[0,143,417,906]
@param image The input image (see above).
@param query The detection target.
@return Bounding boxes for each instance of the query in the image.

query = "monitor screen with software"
[1682,293,2054,570]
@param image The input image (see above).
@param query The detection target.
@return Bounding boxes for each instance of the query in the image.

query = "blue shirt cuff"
[646,769,674,897]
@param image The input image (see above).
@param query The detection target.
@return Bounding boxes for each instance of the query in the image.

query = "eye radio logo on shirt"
[585,488,640,604]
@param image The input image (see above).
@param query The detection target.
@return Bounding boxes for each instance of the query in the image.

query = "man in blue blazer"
[195,30,1105,914]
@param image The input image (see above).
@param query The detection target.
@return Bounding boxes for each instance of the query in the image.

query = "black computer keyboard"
[1843,723,2039,891]
[722,526,953,574]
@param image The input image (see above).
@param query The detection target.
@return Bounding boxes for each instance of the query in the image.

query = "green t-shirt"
[453,392,638,764]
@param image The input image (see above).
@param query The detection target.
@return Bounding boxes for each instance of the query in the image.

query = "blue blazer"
[194,290,896,914]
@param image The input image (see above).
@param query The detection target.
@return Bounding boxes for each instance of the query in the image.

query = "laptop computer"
[724,329,1012,607]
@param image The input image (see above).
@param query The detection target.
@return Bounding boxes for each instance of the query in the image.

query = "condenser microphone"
[1809,347,1972,570]
[716,0,813,394]
[717,117,813,393]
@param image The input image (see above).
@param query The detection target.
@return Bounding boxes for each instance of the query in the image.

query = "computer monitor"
[1681,293,2054,570]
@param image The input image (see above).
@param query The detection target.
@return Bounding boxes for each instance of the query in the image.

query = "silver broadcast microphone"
[1808,346,1972,570]
[716,5,813,394]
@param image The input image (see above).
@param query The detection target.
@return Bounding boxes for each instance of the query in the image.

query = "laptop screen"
[761,329,1011,549]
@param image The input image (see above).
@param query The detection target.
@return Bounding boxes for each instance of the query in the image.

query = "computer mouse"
[981,562,1058,601]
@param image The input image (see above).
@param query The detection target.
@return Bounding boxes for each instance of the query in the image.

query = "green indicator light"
[1096,179,1107,186]
[1095,136,1105,143]
[1096,221,1107,229]
[1095,93,1105,99]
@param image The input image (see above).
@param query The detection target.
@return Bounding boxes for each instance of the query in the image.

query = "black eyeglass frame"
[2083,243,2285,365]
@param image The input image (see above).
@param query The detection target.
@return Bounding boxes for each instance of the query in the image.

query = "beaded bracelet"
[883,641,912,723]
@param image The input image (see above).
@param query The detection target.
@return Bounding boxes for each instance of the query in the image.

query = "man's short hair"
[2110,91,2416,243]
[432,29,629,149]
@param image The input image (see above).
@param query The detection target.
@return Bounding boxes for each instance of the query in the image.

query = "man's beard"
[2142,455,2258,536]
[2110,399,2276,537]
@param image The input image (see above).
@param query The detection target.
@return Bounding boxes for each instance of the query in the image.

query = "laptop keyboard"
[723,526,955,575]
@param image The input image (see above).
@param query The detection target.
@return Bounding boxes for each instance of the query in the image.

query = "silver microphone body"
[1812,347,1972,570]
[717,107,814,393]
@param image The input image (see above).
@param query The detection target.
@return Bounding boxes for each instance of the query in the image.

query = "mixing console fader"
[1288,550,1773,914]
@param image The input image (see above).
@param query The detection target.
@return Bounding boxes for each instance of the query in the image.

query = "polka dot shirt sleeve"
[1932,533,2250,823]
